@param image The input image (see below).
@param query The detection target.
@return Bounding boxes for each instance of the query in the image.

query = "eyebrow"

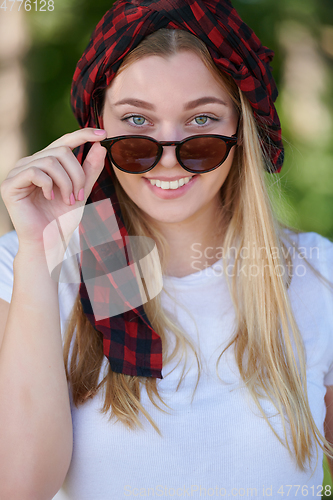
[113,98,155,110]
[183,96,227,110]
[113,96,227,111]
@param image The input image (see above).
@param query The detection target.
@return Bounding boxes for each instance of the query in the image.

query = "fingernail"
[78,188,84,201]
[93,129,106,136]
[70,192,75,205]
[51,190,55,200]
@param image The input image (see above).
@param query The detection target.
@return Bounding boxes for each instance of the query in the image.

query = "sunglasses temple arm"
[93,97,102,129]
[233,117,241,139]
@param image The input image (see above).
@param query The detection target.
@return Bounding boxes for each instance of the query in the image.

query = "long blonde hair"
[64,29,333,470]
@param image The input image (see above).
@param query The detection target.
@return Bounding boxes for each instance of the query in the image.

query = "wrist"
[14,248,60,290]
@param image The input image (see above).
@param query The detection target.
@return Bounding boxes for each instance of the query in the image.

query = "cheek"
[113,166,141,199]
[210,151,235,189]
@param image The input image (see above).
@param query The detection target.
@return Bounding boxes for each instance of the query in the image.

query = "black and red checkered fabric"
[78,170,163,378]
[71,0,284,379]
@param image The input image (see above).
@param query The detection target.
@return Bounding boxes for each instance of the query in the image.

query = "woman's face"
[102,51,239,226]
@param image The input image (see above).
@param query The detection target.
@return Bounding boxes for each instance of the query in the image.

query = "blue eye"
[122,115,146,126]
[191,115,219,126]
[195,116,209,125]
[133,116,145,125]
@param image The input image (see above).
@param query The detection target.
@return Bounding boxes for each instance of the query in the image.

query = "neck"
[149,200,227,278]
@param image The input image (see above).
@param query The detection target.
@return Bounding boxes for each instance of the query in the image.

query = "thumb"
[82,141,107,200]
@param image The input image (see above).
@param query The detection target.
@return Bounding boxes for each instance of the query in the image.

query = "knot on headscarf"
[71,0,284,380]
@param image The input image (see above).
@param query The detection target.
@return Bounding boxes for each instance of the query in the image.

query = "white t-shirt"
[0,228,333,499]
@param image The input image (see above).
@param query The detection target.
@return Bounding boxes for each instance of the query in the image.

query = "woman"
[0,0,333,498]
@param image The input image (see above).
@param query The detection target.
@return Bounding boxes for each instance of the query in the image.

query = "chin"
[141,206,197,225]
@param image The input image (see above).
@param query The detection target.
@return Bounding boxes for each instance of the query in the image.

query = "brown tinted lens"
[179,137,227,172]
[111,138,159,172]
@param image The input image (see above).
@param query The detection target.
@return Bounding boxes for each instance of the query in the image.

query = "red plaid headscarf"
[71,0,283,379]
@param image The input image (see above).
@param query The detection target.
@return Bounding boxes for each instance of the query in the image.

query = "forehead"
[105,52,232,105]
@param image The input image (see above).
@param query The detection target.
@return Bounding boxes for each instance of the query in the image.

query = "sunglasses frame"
[100,134,238,174]
[92,94,238,175]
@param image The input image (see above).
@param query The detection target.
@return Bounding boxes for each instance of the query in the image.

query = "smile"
[148,176,193,190]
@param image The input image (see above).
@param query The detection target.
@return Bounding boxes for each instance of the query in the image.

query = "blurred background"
[0,0,332,493]
[0,0,332,239]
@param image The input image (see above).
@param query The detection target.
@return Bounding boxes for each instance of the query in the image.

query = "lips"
[148,176,192,189]
[143,174,199,200]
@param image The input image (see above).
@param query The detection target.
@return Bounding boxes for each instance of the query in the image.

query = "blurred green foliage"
[324,455,333,493]
[23,0,333,239]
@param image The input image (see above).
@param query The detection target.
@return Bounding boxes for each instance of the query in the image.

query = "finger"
[11,157,74,205]
[1,166,54,203]
[15,147,74,169]
[44,128,107,151]
[81,141,107,201]
[15,146,85,202]
[14,128,107,170]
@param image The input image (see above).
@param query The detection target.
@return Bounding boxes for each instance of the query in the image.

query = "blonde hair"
[64,29,333,470]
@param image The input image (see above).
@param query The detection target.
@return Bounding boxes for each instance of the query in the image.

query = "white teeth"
[148,176,192,190]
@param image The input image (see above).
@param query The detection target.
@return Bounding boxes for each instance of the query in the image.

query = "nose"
[157,144,177,169]
[156,138,182,170]
[154,123,183,169]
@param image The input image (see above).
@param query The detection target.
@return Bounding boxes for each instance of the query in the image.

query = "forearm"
[0,248,72,500]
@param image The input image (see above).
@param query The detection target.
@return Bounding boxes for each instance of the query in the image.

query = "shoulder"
[281,229,333,318]
[281,231,333,381]
[281,229,333,281]
[282,228,333,252]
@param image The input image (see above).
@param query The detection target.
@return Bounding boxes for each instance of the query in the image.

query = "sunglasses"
[100,133,238,175]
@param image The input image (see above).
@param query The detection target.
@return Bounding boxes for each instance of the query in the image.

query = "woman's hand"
[0,128,107,252]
